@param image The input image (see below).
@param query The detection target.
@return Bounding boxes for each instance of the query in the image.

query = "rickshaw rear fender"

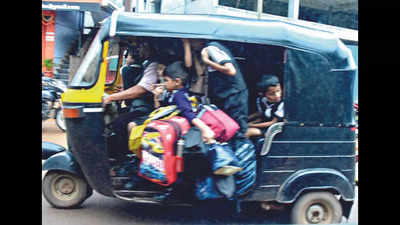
[276,168,355,218]
[276,168,354,203]
[42,151,83,177]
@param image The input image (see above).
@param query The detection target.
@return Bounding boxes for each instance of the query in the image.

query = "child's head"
[123,46,137,65]
[163,61,189,91]
[256,74,282,103]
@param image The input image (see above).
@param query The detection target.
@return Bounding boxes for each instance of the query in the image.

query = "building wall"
[54,11,83,65]
[184,0,217,14]
[160,0,185,13]
[42,10,56,65]
[161,0,218,14]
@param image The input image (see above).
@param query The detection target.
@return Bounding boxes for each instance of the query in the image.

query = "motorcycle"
[42,75,67,132]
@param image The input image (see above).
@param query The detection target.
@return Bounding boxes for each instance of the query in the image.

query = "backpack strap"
[200,68,210,105]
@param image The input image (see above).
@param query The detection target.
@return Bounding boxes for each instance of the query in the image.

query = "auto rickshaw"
[42,11,357,224]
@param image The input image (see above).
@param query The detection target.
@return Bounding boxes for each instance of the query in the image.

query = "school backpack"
[138,116,191,186]
[230,137,257,196]
[197,104,240,142]
[129,105,180,158]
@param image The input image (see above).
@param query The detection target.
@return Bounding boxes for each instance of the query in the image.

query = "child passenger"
[152,61,242,176]
[182,39,248,138]
[151,61,215,144]
[245,74,284,138]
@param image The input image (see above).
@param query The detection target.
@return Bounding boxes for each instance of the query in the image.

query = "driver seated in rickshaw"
[119,46,146,112]
[103,38,159,161]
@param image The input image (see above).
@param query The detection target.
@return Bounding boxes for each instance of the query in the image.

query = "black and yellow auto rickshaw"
[42,11,357,224]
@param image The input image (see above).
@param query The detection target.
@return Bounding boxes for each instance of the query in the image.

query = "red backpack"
[138,116,190,186]
[197,105,240,142]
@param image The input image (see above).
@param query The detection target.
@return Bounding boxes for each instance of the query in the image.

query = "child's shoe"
[214,165,243,176]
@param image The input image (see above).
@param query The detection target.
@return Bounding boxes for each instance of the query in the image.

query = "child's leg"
[127,121,137,134]
[245,127,263,138]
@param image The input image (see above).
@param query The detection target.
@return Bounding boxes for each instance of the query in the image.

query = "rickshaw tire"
[55,109,66,132]
[42,170,88,209]
[290,191,342,224]
[86,186,93,199]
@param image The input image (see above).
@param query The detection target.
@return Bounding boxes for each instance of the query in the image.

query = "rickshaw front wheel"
[43,171,88,209]
[290,191,342,224]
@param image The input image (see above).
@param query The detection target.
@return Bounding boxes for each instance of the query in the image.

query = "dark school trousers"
[210,90,249,138]
[109,108,151,160]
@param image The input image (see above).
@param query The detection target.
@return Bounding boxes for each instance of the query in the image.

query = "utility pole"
[136,0,144,13]
[288,0,300,19]
[257,0,263,19]
[124,0,132,12]
[235,0,241,8]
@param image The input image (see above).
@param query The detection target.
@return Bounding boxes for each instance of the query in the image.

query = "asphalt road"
[42,119,358,224]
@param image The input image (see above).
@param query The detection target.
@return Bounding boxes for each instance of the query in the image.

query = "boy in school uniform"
[151,61,215,144]
[245,74,284,137]
[200,41,249,138]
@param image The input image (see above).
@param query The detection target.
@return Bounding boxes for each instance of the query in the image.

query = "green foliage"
[43,58,54,70]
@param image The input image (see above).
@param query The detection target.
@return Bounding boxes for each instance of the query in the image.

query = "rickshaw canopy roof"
[105,11,356,70]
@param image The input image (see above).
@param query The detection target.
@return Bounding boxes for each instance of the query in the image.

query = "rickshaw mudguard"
[276,168,354,203]
[63,105,114,197]
[42,151,83,177]
[42,141,66,160]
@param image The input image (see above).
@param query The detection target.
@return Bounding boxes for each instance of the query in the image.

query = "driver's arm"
[103,62,158,105]
[104,85,147,104]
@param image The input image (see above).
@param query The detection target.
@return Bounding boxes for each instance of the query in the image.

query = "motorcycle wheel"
[55,109,66,132]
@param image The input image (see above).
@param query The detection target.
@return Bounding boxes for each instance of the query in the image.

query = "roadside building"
[41,0,124,79]
[43,0,357,100]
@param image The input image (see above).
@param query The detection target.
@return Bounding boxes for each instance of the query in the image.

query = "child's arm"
[201,48,236,76]
[182,39,192,68]
[153,95,161,108]
[174,91,215,143]
[192,118,215,143]
[248,112,262,122]
[151,84,165,108]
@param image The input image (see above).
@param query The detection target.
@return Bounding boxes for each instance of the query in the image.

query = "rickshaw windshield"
[69,31,102,87]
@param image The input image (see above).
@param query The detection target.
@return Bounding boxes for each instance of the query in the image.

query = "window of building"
[219,0,358,30]
[219,0,288,17]
[263,0,288,17]
[298,0,358,30]
[219,0,257,11]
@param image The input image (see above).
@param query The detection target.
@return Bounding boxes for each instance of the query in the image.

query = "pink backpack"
[197,105,239,142]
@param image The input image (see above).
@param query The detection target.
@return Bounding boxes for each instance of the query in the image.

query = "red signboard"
[42,0,103,11]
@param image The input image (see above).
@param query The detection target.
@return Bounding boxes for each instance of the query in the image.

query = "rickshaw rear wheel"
[290,191,342,224]
[43,170,88,209]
